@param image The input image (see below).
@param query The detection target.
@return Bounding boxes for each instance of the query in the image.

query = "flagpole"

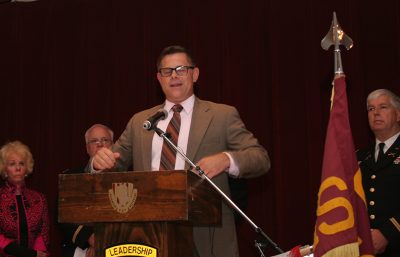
[313,12,374,257]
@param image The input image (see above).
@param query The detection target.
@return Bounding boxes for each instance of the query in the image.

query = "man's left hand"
[195,153,230,179]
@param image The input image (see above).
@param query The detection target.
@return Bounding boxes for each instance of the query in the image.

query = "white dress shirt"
[150,94,239,176]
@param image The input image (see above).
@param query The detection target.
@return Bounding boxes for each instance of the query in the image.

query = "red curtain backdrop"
[0,1,399,256]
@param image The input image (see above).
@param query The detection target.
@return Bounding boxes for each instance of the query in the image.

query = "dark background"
[1,0,399,256]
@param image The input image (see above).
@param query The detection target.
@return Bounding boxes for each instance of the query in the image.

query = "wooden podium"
[58,170,221,257]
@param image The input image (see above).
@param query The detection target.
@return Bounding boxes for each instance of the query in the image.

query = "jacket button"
[369,201,375,206]
[371,174,376,179]
[369,188,375,192]
[370,214,375,220]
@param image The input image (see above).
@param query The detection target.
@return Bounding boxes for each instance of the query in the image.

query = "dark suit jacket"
[112,97,271,257]
[60,166,94,257]
[357,135,400,257]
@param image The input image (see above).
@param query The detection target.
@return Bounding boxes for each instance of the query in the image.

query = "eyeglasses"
[87,138,112,146]
[158,65,194,77]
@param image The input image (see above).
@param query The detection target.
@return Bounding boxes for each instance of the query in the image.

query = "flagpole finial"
[321,12,354,75]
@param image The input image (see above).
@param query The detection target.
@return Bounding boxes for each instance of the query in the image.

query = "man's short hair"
[367,89,400,111]
[156,45,195,70]
[84,124,114,143]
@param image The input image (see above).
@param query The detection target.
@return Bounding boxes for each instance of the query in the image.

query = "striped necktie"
[159,104,183,171]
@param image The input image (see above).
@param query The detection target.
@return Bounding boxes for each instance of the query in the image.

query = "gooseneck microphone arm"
[151,126,284,255]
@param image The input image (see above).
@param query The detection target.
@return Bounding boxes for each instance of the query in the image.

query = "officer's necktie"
[376,142,385,165]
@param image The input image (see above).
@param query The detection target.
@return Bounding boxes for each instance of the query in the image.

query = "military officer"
[357,89,400,257]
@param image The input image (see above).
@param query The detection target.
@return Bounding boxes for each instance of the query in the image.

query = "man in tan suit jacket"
[93,45,271,257]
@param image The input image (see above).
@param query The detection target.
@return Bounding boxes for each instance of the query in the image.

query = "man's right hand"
[93,148,120,170]
[371,229,388,254]
[36,251,48,257]
[85,247,94,257]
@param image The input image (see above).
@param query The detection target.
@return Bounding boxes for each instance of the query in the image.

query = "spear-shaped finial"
[321,12,353,75]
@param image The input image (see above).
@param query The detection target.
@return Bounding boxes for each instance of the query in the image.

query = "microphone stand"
[153,127,284,256]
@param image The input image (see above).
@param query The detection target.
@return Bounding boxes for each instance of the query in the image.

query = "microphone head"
[143,121,152,130]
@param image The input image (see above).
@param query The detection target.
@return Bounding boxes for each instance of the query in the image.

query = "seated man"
[61,124,114,257]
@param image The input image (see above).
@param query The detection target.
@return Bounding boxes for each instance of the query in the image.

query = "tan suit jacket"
[113,97,270,257]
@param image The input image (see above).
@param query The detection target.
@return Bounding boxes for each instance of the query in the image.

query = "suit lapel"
[141,106,164,171]
[142,128,154,170]
[186,98,212,169]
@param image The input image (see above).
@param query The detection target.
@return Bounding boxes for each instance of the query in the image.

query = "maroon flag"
[313,76,374,257]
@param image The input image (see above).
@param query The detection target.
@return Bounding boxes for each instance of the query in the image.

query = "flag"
[313,76,374,257]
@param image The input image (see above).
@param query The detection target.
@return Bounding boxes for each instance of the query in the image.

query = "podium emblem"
[108,182,137,214]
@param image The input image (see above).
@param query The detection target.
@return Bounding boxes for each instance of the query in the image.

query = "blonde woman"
[0,141,49,257]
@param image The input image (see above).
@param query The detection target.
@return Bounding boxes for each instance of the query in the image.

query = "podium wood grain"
[58,170,221,257]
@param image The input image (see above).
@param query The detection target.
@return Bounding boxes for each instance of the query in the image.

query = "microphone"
[143,109,168,130]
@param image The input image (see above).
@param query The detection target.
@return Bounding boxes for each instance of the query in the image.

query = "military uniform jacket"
[357,135,400,257]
